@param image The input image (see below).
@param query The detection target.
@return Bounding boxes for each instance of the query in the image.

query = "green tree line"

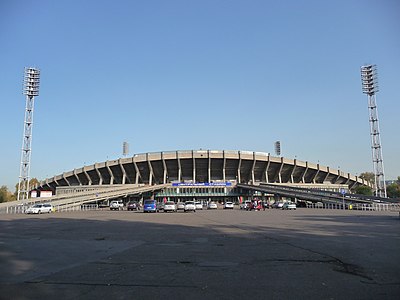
[0,178,39,203]
[353,172,400,198]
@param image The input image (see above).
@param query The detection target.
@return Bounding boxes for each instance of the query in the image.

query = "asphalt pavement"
[0,208,399,300]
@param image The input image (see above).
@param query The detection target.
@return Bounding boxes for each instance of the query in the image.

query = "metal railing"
[306,202,400,211]
[0,204,101,214]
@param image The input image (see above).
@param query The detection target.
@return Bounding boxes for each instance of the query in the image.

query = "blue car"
[143,199,158,213]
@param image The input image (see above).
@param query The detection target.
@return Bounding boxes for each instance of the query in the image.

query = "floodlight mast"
[274,141,281,157]
[360,64,386,197]
[17,67,40,201]
[123,141,129,157]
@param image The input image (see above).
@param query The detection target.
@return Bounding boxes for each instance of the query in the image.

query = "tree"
[14,178,40,197]
[359,172,374,183]
[354,185,373,196]
[0,186,14,203]
[386,182,400,198]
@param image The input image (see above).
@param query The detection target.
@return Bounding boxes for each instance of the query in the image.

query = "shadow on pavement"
[0,211,399,300]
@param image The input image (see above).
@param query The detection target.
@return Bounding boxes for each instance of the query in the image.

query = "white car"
[195,202,203,210]
[224,202,234,209]
[26,203,53,214]
[273,202,285,209]
[240,201,252,210]
[208,202,218,209]
[177,202,185,210]
[282,202,297,210]
[110,200,124,210]
[184,201,196,212]
[163,201,177,212]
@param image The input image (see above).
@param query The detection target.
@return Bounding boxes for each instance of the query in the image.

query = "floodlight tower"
[360,64,386,197]
[274,141,281,157]
[123,141,129,157]
[17,67,40,201]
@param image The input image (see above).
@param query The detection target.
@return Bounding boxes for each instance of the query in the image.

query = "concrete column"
[208,150,211,182]
[133,160,140,184]
[73,169,82,185]
[147,155,154,185]
[290,160,297,183]
[323,167,330,183]
[62,172,71,186]
[95,164,103,185]
[264,159,270,183]
[177,151,182,182]
[301,163,308,183]
[333,170,341,184]
[350,177,358,189]
[312,164,320,184]
[345,173,351,185]
[237,151,242,183]
[106,161,114,185]
[251,152,256,184]
[119,159,128,184]
[192,151,196,182]
[162,153,168,184]
[45,178,51,189]
[278,157,284,183]
[223,151,226,182]
[83,169,92,185]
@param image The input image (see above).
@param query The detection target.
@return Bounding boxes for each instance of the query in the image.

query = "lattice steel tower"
[360,64,386,197]
[17,67,40,201]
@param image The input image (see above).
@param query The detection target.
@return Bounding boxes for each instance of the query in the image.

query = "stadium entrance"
[155,182,239,204]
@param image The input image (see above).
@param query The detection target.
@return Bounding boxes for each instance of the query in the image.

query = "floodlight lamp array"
[23,67,40,97]
[361,65,378,95]
[274,141,281,156]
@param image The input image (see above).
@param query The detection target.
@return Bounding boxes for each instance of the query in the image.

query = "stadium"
[33,150,371,205]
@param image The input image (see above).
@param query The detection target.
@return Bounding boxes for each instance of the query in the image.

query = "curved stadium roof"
[37,150,368,191]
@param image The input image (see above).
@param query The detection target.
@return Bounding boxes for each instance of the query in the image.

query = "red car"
[127,201,140,211]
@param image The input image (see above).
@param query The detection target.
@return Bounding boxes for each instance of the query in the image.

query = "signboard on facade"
[172,182,232,187]
[40,191,53,198]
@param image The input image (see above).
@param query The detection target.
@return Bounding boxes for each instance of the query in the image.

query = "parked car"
[184,201,196,212]
[143,199,158,213]
[207,202,218,209]
[110,200,124,210]
[282,202,297,210]
[177,202,185,210]
[26,203,53,214]
[246,202,255,211]
[164,201,177,212]
[127,201,140,211]
[195,202,203,210]
[240,201,252,210]
[262,201,271,209]
[272,202,284,209]
[224,202,234,209]
[158,202,165,211]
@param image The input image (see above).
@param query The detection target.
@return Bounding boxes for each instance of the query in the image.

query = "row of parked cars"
[109,200,234,213]
[239,201,297,210]
[110,199,296,212]
[143,200,234,213]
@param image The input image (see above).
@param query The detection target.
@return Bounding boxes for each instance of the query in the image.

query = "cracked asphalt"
[0,208,399,299]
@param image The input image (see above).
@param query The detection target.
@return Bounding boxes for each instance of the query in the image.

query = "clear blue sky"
[1,0,399,191]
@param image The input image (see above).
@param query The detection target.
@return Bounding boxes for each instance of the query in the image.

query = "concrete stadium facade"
[37,150,368,197]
